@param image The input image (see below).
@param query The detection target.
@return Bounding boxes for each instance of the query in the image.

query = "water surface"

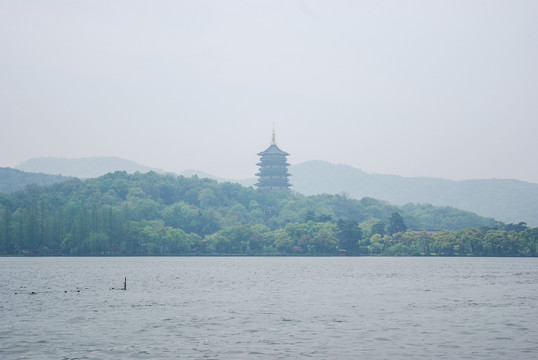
[1,257,536,359]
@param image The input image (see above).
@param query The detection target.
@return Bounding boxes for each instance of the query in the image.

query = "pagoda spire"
[271,123,276,145]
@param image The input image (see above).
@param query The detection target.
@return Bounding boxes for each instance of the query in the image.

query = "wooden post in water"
[123,277,127,291]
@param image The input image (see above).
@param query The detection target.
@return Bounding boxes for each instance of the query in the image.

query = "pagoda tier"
[255,131,291,190]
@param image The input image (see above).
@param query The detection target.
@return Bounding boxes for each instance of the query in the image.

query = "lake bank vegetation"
[0,171,535,256]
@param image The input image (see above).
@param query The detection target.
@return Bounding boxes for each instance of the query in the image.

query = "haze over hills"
[17,157,165,179]
[179,169,228,182]
[7,156,538,226]
[179,161,538,226]
[289,161,538,227]
[15,157,242,185]
[0,167,72,193]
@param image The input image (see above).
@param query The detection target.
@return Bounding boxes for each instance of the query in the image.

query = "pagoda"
[255,127,292,190]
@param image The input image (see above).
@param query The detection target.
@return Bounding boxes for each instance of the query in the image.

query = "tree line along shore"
[0,171,535,256]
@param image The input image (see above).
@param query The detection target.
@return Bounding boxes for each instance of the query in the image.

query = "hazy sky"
[1,1,537,182]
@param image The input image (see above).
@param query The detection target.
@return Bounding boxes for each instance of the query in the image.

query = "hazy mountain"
[12,156,537,226]
[0,167,73,193]
[17,157,165,179]
[179,169,256,188]
[288,161,538,226]
[167,161,538,226]
[179,169,227,182]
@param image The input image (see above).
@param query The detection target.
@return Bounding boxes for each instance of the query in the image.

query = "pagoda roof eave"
[257,144,289,156]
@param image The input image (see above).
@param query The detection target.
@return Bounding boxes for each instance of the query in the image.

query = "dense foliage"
[0,171,535,256]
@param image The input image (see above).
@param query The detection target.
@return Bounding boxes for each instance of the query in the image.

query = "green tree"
[0,204,12,253]
[415,231,433,255]
[388,212,407,235]
[368,234,392,254]
[371,221,386,236]
[274,228,293,253]
[433,230,462,255]
[246,224,271,252]
[166,228,193,253]
[25,206,39,254]
[198,188,217,208]
[483,230,510,256]
[457,228,485,255]
[337,219,362,253]
[312,222,338,254]
[87,231,110,255]
[519,228,538,256]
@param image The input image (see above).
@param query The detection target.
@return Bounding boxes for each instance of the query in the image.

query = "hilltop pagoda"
[255,128,292,190]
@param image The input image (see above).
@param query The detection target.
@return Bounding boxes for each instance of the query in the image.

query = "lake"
[1,257,537,359]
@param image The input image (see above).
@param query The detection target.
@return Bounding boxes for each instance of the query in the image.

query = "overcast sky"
[1,0,537,183]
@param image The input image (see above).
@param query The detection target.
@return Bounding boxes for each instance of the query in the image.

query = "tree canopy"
[0,171,534,256]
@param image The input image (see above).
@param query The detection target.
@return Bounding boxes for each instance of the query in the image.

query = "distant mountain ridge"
[146,161,538,226]
[179,169,256,188]
[17,156,164,178]
[0,167,73,193]
[8,157,538,226]
[288,161,538,226]
[179,169,228,182]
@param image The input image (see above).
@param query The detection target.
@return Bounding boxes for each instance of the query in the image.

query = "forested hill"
[13,156,537,226]
[290,161,538,226]
[0,167,72,193]
[6,170,536,257]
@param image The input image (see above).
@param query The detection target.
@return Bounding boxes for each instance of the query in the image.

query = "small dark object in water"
[123,277,127,291]
[31,291,36,295]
